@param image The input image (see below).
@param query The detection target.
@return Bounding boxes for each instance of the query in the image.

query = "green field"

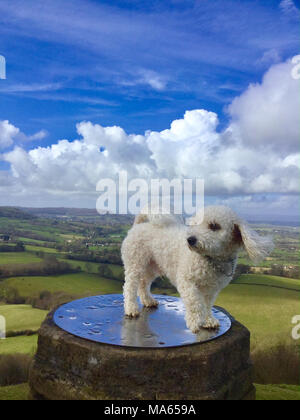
[0,335,38,355]
[0,272,123,297]
[0,274,298,352]
[0,216,299,401]
[0,252,42,265]
[236,274,300,291]
[18,237,49,245]
[0,305,47,332]
[63,260,124,278]
[0,274,299,401]
[60,233,85,240]
[0,384,30,401]
[216,283,299,350]
[25,245,58,254]
[255,384,300,401]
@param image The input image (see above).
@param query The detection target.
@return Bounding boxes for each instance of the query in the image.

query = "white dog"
[121,206,273,333]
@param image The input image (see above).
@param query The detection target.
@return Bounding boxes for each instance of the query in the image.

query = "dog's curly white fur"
[121,206,273,333]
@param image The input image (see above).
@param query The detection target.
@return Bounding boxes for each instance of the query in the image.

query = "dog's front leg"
[202,291,220,330]
[123,271,140,318]
[177,282,208,333]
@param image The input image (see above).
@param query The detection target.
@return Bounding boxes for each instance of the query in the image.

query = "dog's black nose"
[187,236,197,247]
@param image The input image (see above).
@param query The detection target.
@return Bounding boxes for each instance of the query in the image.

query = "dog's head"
[186,206,273,262]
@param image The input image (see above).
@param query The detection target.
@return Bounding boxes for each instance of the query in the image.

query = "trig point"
[29,295,255,400]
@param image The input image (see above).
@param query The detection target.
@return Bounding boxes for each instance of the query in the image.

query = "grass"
[216,282,299,350]
[108,263,124,277]
[0,383,299,400]
[62,260,124,278]
[0,272,123,298]
[0,274,298,401]
[60,233,85,240]
[0,383,29,400]
[236,274,300,291]
[0,273,297,351]
[255,384,300,401]
[0,335,38,355]
[61,259,100,273]
[0,305,47,333]
[0,252,42,265]
[17,237,49,245]
[25,245,58,254]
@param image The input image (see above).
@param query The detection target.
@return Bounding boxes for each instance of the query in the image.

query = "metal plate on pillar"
[53,294,231,348]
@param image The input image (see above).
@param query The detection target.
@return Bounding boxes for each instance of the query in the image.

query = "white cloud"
[0,58,299,213]
[119,69,167,91]
[0,120,48,150]
[140,70,167,90]
[0,120,20,150]
[258,49,281,66]
[0,83,62,93]
[228,59,300,152]
[27,130,48,141]
[279,0,300,17]
[213,194,300,222]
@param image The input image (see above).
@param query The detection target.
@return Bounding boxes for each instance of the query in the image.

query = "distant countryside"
[0,206,299,400]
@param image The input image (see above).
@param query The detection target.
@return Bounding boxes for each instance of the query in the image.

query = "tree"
[85,262,93,273]
[98,265,113,278]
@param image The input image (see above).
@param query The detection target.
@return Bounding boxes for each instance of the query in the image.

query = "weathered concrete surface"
[29,308,255,400]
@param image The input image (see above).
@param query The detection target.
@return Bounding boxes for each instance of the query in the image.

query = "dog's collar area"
[205,255,236,277]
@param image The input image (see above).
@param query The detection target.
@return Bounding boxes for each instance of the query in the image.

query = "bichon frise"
[121,206,273,333]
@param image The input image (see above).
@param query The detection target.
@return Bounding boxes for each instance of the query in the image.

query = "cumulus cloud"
[228,59,300,152]
[0,58,299,212]
[26,130,48,141]
[0,120,48,151]
[0,120,20,150]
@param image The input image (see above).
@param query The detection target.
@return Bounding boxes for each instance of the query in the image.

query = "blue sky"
[0,0,298,139]
[0,0,299,219]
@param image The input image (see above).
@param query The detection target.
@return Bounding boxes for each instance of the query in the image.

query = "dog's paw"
[143,298,159,309]
[186,317,203,334]
[189,325,202,334]
[125,304,140,318]
[202,316,220,330]
[125,310,140,318]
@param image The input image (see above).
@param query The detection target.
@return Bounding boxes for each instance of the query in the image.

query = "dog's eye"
[209,222,221,231]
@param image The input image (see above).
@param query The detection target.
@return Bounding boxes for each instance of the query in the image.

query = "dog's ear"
[233,222,274,263]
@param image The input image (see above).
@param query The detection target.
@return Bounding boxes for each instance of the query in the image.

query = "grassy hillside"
[0,274,298,351]
[236,273,300,291]
[25,245,58,254]
[0,305,47,332]
[0,272,123,297]
[256,384,300,401]
[0,207,34,220]
[0,383,30,401]
[0,335,38,355]
[216,282,299,350]
[0,252,42,265]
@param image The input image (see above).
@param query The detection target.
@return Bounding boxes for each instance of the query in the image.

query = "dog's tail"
[134,207,182,227]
